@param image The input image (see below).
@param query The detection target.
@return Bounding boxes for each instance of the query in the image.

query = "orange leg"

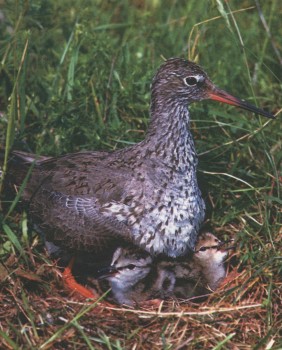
[62,257,96,299]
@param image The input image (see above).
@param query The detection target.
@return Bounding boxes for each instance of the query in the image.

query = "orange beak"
[209,87,274,119]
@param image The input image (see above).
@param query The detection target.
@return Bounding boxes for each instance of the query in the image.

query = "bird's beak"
[224,245,236,251]
[97,265,118,279]
[209,87,275,119]
[218,239,236,251]
[219,239,234,245]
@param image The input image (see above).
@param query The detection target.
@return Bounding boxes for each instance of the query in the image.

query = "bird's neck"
[110,272,145,291]
[110,277,132,291]
[200,259,225,290]
[140,100,197,171]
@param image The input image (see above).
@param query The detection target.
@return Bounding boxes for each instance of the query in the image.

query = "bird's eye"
[199,247,207,252]
[184,76,198,86]
[127,264,136,270]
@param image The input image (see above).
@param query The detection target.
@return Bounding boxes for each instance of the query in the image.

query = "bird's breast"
[102,171,205,257]
[135,185,205,256]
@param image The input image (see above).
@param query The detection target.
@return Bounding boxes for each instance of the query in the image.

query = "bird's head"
[152,58,274,119]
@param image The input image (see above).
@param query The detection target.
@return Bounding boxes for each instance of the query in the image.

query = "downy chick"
[95,233,232,305]
[96,247,174,306]
[170,232,231,299]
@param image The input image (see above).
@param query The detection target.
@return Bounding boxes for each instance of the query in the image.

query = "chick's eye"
[199,247,207,252]
[127,264,136,270]
[184,76,198,86]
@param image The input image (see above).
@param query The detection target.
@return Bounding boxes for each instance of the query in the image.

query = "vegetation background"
[0,0,281,349]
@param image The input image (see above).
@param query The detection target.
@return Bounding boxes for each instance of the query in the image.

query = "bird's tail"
[0,149,49,204]
[1,150,36,185]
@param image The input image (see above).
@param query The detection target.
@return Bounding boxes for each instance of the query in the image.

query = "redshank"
[2,58,273,296]
[94,232,232,305]
[97,247,176,306]
[167,232,233,299]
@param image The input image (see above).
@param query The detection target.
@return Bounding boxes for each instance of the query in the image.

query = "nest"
[0,237,280,350]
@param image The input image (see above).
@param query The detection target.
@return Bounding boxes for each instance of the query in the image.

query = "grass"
[0,0,281,348]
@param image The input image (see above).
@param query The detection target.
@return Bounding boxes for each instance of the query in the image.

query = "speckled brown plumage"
[2,58,274,258]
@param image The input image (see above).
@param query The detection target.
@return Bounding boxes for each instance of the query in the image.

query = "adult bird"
[2,58,274,296]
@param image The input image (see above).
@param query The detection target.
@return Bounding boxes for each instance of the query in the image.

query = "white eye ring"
[184,76,198,86]
[183,75,204,86]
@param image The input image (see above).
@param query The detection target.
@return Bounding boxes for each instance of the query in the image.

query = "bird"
[1,58,274,296]
[93,232,233,305]
[91,246,175,306]
[167,232,233,299]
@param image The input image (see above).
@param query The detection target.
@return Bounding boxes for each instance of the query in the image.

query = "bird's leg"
[62,257,96,299]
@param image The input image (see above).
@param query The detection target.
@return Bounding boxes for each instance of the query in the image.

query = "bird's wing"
[36,151,133,197]
[20,151,139,251]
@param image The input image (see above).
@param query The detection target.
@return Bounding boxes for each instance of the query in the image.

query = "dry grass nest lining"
[0,248,281,350]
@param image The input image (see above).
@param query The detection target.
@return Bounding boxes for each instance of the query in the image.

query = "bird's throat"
[142,104,198,172]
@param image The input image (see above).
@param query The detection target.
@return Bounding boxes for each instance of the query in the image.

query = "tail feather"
[9,150,50,163]
[0,149,49,200]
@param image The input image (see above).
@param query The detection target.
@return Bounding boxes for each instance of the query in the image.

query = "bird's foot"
[62,257,96,299]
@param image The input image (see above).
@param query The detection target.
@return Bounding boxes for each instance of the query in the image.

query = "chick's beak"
[97,265,118,279]
[218,238,236,251]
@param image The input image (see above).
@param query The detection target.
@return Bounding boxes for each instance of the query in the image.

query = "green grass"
[0,0,281,349]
